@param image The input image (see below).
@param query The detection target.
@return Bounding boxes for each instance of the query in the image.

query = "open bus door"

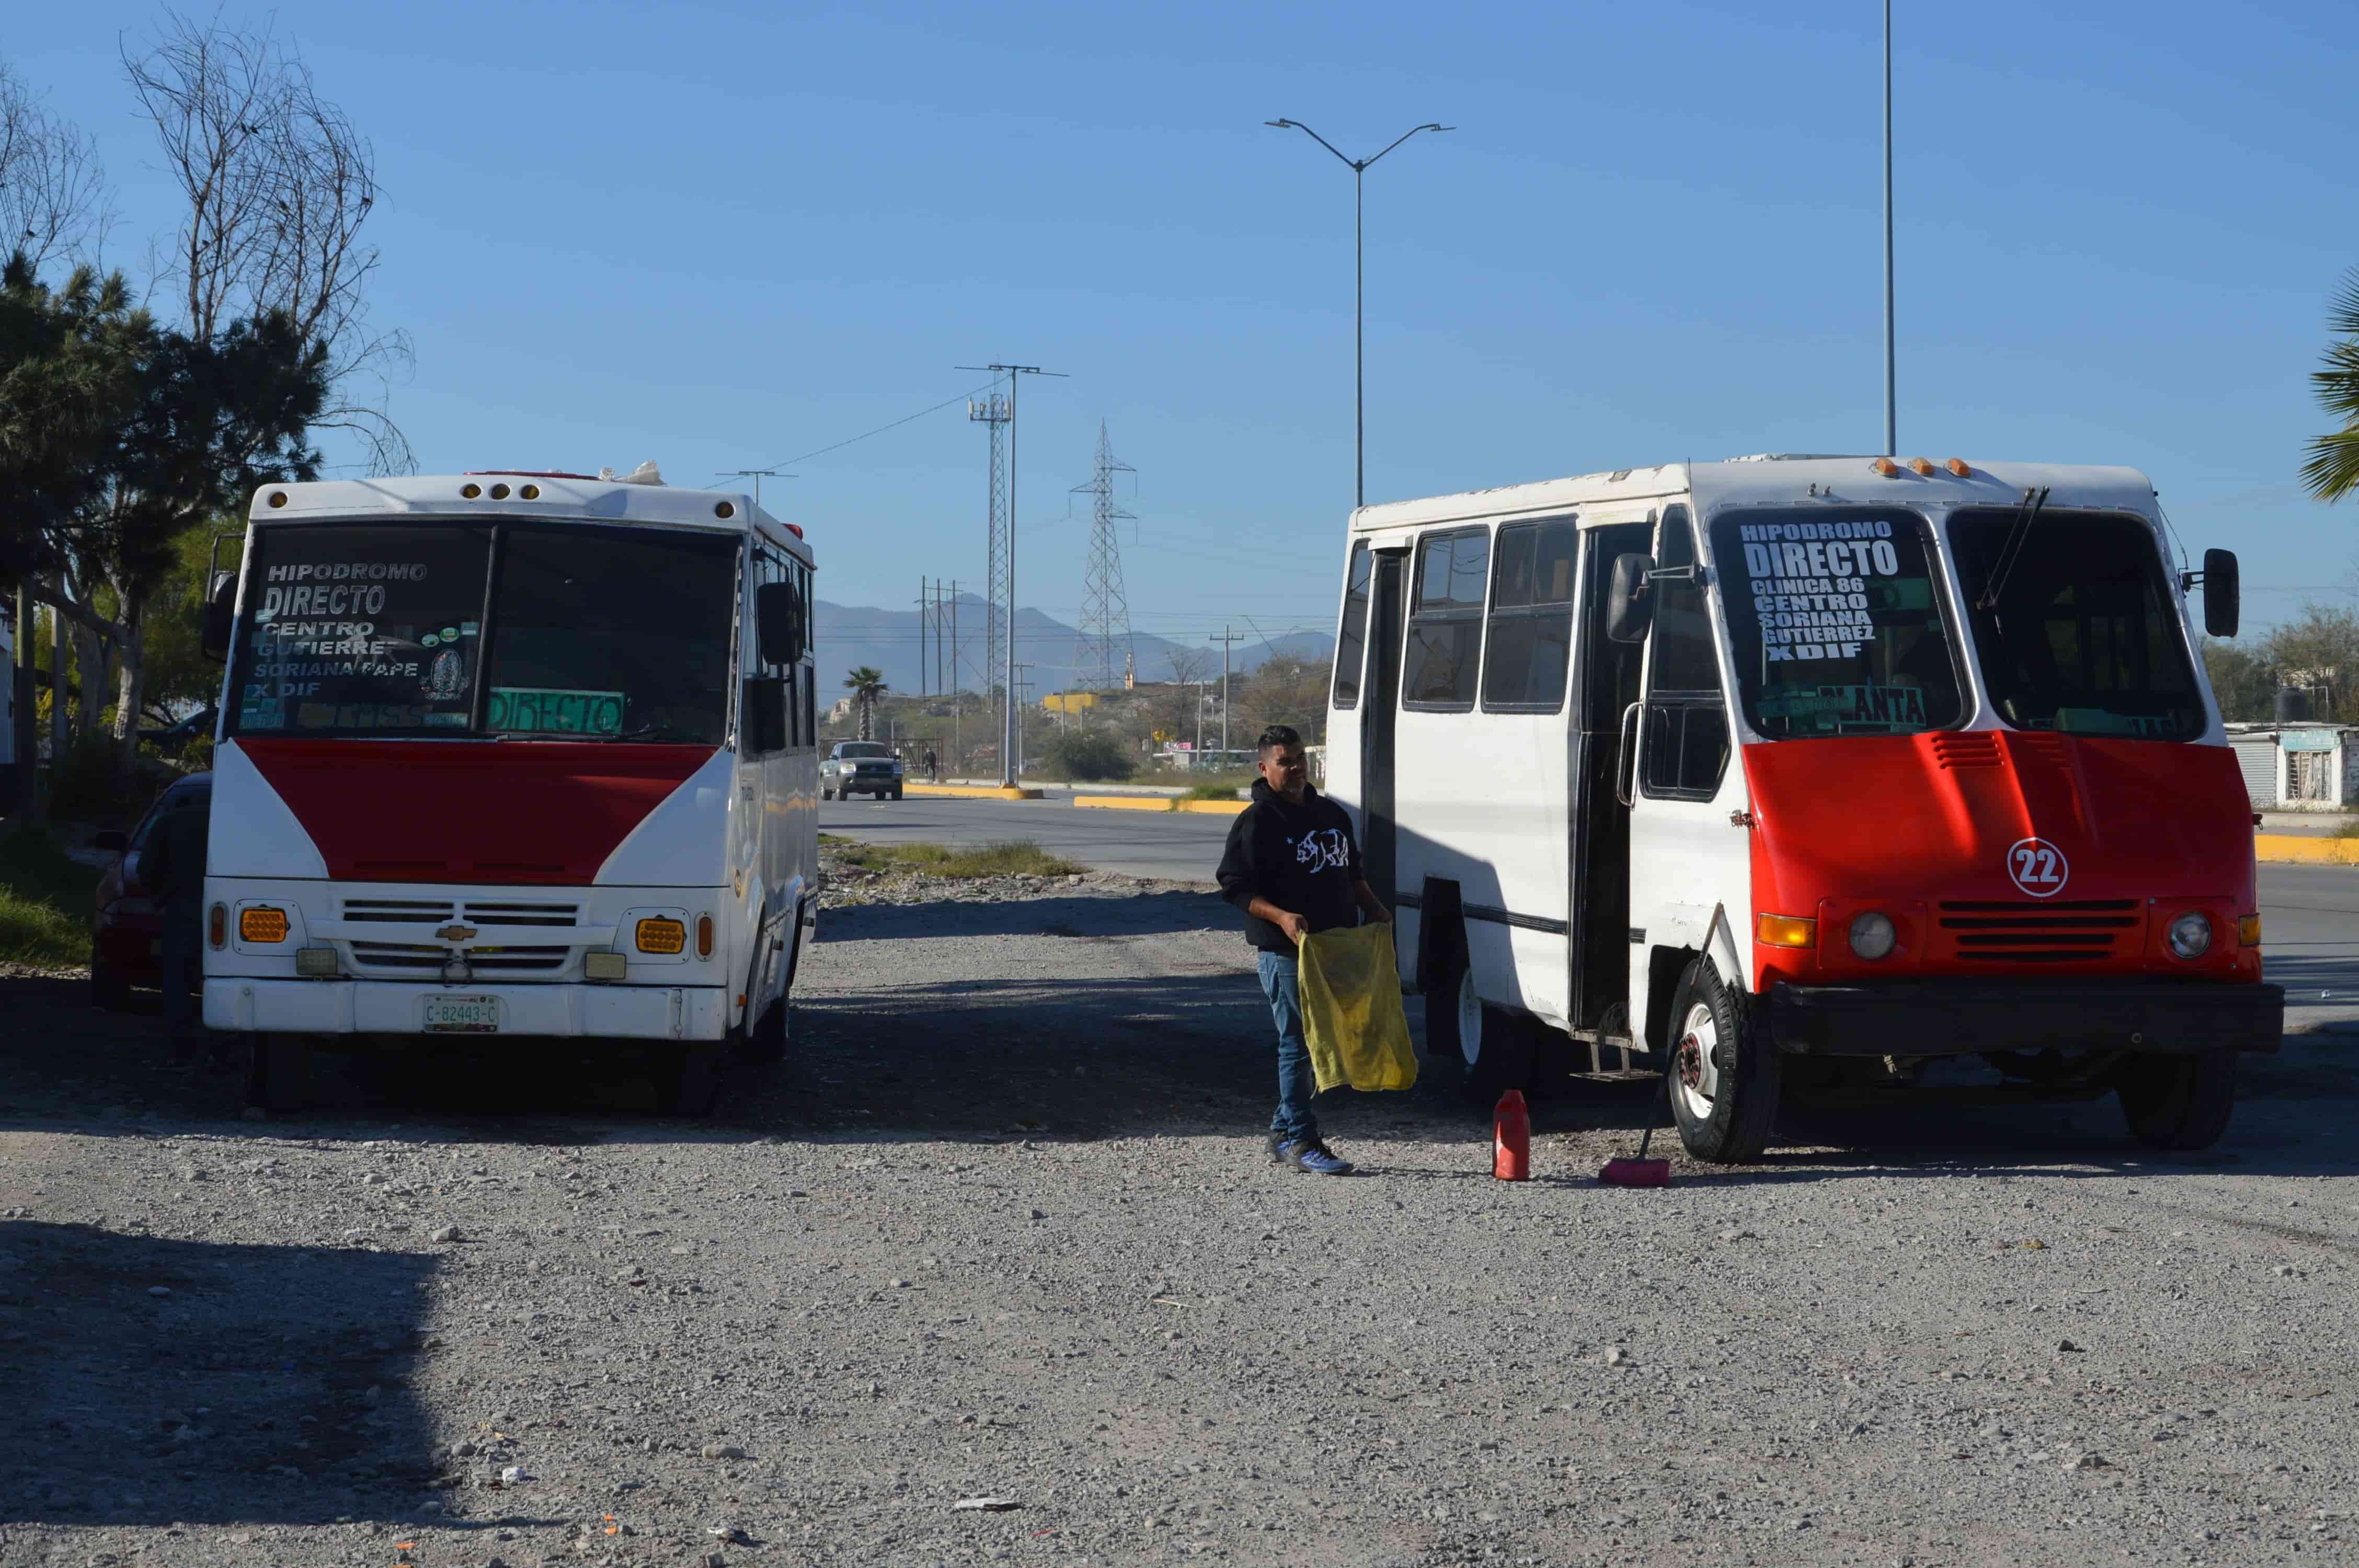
[1568,520,1652,1060]
[1360,547,1408,913]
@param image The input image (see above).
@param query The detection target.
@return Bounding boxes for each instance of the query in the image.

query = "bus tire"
[2117,1049,2235,1151]
[1665,958,1779,1164]
[247,1033,310,1114]
[740,998,788,1065]
[670,1042,724,1116]
[1427,951,1533,1105]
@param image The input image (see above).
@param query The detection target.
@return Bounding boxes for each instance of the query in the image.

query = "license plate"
[423,994,499,1033]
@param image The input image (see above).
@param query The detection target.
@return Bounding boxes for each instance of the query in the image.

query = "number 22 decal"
[2007,837,2069,898]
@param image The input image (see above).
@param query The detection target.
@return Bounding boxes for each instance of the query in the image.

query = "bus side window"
[744,676,788,755]
[1333,542,1372,708]
[1481,517,1577,711]
[1402,528,1489,710]
[1641,505,1730,798]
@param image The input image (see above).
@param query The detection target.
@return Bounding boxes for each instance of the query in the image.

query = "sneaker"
[1265,1132,1291,1166]
[1280,1138,1354,1176]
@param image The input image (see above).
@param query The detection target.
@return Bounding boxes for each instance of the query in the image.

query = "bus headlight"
[2167,912,2213,960]
[1848,911,1897,960]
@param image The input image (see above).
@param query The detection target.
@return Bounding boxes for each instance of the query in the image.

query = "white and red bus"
[196,470,820,1112]
[1326,455,2282,1160]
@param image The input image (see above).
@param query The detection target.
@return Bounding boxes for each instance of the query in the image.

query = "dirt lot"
[3,878,2357,1568]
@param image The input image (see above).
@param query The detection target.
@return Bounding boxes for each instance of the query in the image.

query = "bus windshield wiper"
[600,723,709,743]
[1976,485,2049,612]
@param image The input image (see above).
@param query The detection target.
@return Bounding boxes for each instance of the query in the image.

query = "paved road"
[821,795,2359,1029]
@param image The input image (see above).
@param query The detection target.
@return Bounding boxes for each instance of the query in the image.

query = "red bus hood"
[1743,730,2260,983]
[230,738,719,885]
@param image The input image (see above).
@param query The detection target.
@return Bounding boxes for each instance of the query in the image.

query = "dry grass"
[820,835,1083,879]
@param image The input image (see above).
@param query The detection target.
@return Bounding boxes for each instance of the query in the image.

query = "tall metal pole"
[1883,0,1896,457]
[1006,373,1020,783]
[1265,120,1451,513]
[1355,164,1365,509]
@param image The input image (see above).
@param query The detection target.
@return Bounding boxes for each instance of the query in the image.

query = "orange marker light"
[519,483,541,500]
[266,490,288,509]
[2238,914,2262,947]
[1756,913,1817,948]
[1946,457,1971,476]
[715,501,737,520]
[696,915,715,959]
[1871,457,1900,477]
[1908,457,1935,475]
[489,482,510,500]
[461,482,482,499]
[208,902,227,949]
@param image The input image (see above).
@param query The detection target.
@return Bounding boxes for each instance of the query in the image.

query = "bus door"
[1569,520,1653,1046]
[1623,504,1737,1055]
[1360,546,1410,913]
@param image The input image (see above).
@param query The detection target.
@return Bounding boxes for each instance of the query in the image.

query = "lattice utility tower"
[1070,421,1137,692]
[969,390,1013,695]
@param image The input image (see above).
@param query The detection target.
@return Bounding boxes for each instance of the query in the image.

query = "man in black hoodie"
[1216,724,1390,1175]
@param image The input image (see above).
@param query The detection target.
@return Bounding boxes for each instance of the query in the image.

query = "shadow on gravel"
[0,1221,523,1529]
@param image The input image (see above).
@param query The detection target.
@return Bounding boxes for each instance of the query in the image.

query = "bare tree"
[1165,648,1212,687]
[0,60,113,269]
[123,12,412,473]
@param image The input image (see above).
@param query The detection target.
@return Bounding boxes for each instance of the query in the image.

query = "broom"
[1598,1073,1672,1187]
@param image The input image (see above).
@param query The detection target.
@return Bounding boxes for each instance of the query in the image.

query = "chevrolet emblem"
[435,924,478,942]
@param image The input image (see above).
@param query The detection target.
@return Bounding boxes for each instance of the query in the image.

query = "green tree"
[2199,638,2274,723]
[2304,268,2359,503]
[843,666,888,740]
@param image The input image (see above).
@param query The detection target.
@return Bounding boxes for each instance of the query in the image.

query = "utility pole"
[948,579,961,772]
[725,469,793,509]
[8,584,36,827]
[1882,0,1896,458]
[957,362,1066,785]
[1213,625,1244,763]
[914,578,929,697]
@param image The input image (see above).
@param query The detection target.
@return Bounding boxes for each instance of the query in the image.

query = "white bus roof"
[246,474,811,561]
[1349,456,2159,533]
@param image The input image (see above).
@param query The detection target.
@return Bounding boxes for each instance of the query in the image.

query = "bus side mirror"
[1606,554,1656,644]
[755,582,805,665]
[2202,548,2239,639]
[200,572,237,663]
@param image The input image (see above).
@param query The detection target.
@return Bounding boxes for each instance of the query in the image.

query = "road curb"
[1071,795,1172,812]
[904,784,1047,801]
[2255,834,2359,865]
[1174,799,1247,815]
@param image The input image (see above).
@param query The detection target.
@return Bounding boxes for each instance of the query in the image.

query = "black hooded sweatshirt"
[1216,779,1365,955]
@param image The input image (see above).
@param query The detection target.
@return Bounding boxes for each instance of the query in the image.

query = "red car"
[90,771,211,1011]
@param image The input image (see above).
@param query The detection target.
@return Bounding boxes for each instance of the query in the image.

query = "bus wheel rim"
[1457,967,1482,1068]
[1674,1001,1719,1121]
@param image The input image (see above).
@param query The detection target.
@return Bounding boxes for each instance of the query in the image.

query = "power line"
[717,379,1003,481]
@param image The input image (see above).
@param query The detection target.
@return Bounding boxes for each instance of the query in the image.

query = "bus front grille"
[348,942,570,974]
[1936,900,2138,963]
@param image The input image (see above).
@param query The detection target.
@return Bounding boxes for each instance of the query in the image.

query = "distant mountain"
[814,591,1331,699]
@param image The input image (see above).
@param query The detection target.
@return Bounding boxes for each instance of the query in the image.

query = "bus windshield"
[1948,509,2203,741]
[1710,508,1966,739]
[230,521,739,742]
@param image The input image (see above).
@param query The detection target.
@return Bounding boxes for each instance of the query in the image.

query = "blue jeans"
[1259,950,1318,1146]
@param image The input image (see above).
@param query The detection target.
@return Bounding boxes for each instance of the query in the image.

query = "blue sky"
[13,0,2359,661]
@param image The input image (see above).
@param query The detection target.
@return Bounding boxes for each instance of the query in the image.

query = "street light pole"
[1883,0,1896,458]
[1266,118,1452,509]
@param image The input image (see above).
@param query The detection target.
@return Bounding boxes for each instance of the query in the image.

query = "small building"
[2224,723,2359,810]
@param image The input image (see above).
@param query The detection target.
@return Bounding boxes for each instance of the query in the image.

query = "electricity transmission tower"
[1071,422,1136,693]
[968,393,1012,705]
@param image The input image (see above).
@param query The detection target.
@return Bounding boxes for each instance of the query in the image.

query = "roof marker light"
[489,482,511,500]
[519,483,541,500]
[715,501,736,520]
[1908,457,1936,476]
[461,482,482,499]
[1946,458,1971,477]
[1871,457,1900,478]
[266,490,288,508]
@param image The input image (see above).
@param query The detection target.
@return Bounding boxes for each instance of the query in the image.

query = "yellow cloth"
[1297,923,1418,1094]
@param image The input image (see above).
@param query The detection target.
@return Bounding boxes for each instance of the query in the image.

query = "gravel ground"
[3,873,2357,1568]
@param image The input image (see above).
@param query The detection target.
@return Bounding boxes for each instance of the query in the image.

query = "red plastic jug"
[1493,1090,1530,1181]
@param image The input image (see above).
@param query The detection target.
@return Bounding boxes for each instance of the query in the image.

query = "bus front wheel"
[1665,959,1780,1164]
[2117,1049,2235,1150]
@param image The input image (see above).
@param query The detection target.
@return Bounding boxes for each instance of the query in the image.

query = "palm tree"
[843,666,888,741]
[2303,267,2359,503]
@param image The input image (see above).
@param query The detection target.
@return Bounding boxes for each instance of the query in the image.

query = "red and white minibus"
[1325,455,2282,1160]
[197,471,820,1112]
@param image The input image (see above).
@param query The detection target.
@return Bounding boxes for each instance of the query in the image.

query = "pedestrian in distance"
[922,746,939,783]
[1216,723,1390,1175]
[141,789,222,1069]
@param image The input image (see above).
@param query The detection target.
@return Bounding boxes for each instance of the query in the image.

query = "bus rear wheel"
[2117,1048,2235,1150]
[1665,958,1780,1163]
[1427,956,1533,1106]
